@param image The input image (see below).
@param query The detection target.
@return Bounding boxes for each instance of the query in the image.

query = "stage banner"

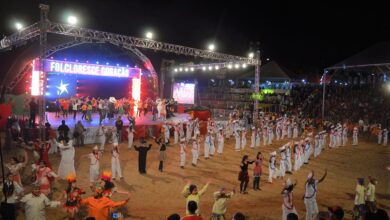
[4,94,31,116]
[0,104,12,128]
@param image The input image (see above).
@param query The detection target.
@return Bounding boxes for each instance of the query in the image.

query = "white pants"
[128,134,133,149]
[276,131,280,140]
[111,157,122,179]
[241,139,246,150]
[342,136,347,146]
[98,136,106,151]
[263,136,268,146]
[268,167,278,182]
[192,150,198,165]
[304,198,318,220]
[210,141,215,155]
[294,155,300,171]
[204,143,210,158]
[174,131,178,144]
[383,136,388,146]
[90,164,100,182]
[268,134,272,145]
[279,160,286,177]
[217,141,224,154]
[286,157,292,172]
[235,137,240,151]
[256,136,260,147]
[250,136,255,148]
[378,135,382,144]
[180,152,186,167]
[352,135,358,145]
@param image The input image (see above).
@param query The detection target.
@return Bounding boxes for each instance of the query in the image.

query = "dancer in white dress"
[57,140,76,180]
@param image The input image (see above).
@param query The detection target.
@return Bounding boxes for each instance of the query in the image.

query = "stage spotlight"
[146,32,153,39]
[184,68,189,72]
[202,66,206,71]
[179,68,183,72]
[67,15,78,25]
[15,22,23,30]
[227,64,233,69]
[234,63,240,69]
[266,58,270,61]
[174,68,178,72]
[215,65,219,70]
[208,66,213,70]
[242,64,247,68]
[248,52,254,58]
[208,44,215,51]
[190,67,194,71]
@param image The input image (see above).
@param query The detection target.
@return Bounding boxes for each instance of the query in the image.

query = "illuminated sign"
[173,83,195,104]
[251,89,275,101]
[43,59,141,78]
[31,59,44,96]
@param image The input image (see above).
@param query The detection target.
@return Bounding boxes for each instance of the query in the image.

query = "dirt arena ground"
[3,134,390,220]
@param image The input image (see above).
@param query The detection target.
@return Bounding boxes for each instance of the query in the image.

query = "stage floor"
[46,112,190,128]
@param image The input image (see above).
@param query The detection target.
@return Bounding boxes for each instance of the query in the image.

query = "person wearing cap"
[234,126,241,151]
[268,124,274,145]
[111,143,123,180]
[303,138,311,165]
[293,123,299,139]
[329,126,335,148]
[285,143,292,174]
[352,127,359,146]
[276,122,281,141]
[293,142,300,172]
[81,184,130,220]
[82,146,102,184]
[20,185,61,220]
[366,176,377,213]
[154,137,167,172]
[210,128,216,156]
[354,178,366,219]
[383,128,388,146]
[304,170,327,220]
[182,180,210,215]
[204,132,213,158]
[187,119,194,141]
[249,126,256,149]
[180,138,187,168]
[163,122,170,145]
[262,125,268,146]
[217,128,225,154]
[57,139,76,180]
[174,123,179,144]
[281,178,298,220]
[342,125,348,147]
[134,138,152,174]
[127,125,135,150]
[211,187,235,220]
[191,136,200,166]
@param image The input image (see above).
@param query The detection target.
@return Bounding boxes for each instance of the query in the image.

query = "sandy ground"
[3,134,390,220]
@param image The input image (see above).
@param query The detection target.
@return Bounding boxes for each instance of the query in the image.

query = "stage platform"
[46,112,190,143]
[47,112,190,128]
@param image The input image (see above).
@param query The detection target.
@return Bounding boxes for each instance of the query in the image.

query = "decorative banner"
[43,59,141,78]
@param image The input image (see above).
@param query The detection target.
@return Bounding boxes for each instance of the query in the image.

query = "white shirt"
[20,193,60,220]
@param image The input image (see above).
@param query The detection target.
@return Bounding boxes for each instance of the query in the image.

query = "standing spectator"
[58,120,70,142]
[181,201,203,220]
[115,116,123,143]
[0,173,24,220]
[134,138,152,174]
[20,185,61,220]
[74,120,86,146]
[211,187,235,220]
[29,97,38,128]
[72,100,78,120]
[354,178,366,220]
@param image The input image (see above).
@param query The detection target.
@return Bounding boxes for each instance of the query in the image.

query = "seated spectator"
[327,206,344,220]
[232,212,245,220]
[287,213,298,220]
[167,213,180,220]
[182,201,203,220]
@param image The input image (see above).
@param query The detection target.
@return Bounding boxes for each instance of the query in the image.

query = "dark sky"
[1,0,389,74]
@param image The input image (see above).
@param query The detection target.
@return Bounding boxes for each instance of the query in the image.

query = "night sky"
[0,0,389,74]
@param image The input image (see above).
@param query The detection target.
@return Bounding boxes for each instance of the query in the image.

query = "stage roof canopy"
[325,42,390,71]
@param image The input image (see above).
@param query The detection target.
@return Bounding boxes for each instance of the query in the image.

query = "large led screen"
[173,83,195,104]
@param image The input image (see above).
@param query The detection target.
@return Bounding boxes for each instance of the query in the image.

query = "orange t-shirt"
[82,104,87,111]
[81,196,127,220]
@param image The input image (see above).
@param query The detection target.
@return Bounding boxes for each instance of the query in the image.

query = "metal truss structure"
[0,5,261,121]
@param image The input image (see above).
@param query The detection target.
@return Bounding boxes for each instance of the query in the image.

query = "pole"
[0,137,7,204]
[253,48,261,123]
[321,71,326,121]
[39,4,49,140]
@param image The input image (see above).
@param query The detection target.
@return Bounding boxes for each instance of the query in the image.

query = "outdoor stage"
[46,111,191,143]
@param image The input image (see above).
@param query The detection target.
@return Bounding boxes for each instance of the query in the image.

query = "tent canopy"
[326,42,390,71]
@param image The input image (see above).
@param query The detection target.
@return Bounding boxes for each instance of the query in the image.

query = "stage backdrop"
[173,83,195,104]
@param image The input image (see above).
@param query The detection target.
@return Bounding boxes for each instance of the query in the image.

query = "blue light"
[45,92,50,96]
[96,61,99,64]
[106,62,109,65]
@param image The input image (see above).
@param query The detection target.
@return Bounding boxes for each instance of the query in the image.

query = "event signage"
[43,59,141,78]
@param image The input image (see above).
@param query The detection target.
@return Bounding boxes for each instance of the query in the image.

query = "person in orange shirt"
[81,184,130,220]
[81,103,87,120]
